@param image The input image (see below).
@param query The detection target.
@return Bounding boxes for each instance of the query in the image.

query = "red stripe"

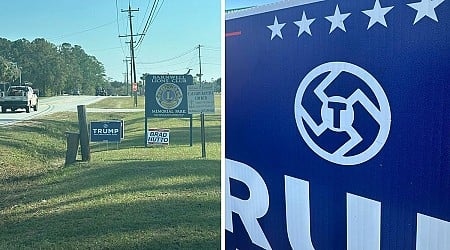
[226,31,242,37]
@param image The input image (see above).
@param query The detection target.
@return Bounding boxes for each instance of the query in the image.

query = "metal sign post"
[187,83,215,158]
[200,112,206,158]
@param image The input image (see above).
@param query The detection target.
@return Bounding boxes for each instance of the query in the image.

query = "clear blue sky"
[0,0,221,82]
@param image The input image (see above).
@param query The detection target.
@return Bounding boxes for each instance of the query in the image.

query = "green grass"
[87,96,145,109]
[0,96,221,249]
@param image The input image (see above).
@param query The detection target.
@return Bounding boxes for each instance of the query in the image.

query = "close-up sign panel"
[225,0,450,249]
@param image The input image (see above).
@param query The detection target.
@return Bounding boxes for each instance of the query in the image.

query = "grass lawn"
[87,96,146,109]
[0,95,221,249]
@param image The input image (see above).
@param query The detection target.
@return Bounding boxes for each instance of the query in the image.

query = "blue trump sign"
[226,0,450,249]
[90,121,122,142]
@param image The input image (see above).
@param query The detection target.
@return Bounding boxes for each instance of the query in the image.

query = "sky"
[0,0,221,82]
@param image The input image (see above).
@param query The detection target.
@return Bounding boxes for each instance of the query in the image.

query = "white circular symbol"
[294,62,391,165]
[156,83,183,109]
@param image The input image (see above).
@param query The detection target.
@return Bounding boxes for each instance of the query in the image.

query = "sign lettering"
[147,129,170,145]
[90,121,123,142]
[226,159,450,249]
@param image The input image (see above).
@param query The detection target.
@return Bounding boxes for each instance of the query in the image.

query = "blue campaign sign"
[145,74,192,118]
[90,121,122,142]
[226,0,450,249]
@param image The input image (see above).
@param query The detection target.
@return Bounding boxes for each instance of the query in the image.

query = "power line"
[135,51,197,73]
[135,0,165,50]
[137,60,219,76]
[136,47,196,65]
[202,46,221,51]
[48,20,116,40]
[185,52,199,71]
[137,57,196,70]
[116,0,127,57]
[134,0,158,49]
[148,0,165,28]
[135,45,220,75]
[137,0,153,33]
[202,62,221,66]
[143,0,158,33]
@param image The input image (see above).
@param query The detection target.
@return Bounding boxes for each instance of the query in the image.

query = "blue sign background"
[226,0,450,249]
[90,121,122,142]
[145,74,192,118]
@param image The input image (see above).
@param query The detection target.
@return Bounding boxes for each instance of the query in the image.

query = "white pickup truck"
[0,86,38,113]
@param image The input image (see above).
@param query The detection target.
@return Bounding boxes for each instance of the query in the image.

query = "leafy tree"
[28,38,61,95]
[213,78,221,93]
[0,38,107,96]
[0,56,19,83]
[103,81,122,96]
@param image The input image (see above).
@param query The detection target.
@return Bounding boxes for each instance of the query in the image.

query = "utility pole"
[198,44,206,158]
[123,58,130,96]
[197,45,203,84]
[120,3,140,107]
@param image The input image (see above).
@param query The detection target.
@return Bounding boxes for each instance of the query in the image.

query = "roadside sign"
[187,83,215,114]
[226,1,450,249]
[132,82,137,92]
[145,74,192,118]
[90,121,122,142]
[147,128,170,145]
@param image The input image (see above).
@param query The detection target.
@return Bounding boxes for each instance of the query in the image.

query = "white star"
[325,5,351,34]
[267,16,286,40]
[408,0,446,24]
[294,11,315,37]
[362,0,394,29]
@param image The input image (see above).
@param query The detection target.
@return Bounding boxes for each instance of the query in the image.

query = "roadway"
[0,95,107,126]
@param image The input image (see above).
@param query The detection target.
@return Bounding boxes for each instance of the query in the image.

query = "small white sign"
[147,129,170,145]
[187,83,215,114]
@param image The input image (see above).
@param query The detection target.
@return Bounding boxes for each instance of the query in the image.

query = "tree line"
[0,38,107,96]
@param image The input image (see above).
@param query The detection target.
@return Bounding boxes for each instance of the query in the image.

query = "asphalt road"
[0,95,106,126]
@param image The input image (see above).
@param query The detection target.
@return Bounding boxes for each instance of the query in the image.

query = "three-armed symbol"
[294,62,391,165]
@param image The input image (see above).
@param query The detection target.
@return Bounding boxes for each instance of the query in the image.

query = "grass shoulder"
[0,100,221,248]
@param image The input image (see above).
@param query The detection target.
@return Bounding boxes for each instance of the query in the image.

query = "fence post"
[77,105,91,161]
[64,132,79,165]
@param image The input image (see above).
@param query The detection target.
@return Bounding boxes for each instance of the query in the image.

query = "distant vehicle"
[0,86,38,113]
[95,87,107,96]
[72,89,80,95]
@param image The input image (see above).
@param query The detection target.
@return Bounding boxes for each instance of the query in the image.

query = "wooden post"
[64,132,79,165]
[77,105,91,161]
